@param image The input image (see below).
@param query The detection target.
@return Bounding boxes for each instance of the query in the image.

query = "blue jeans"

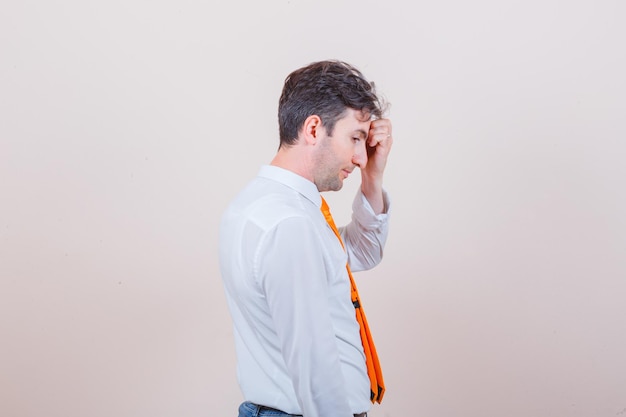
[238,402,300,417]
[237,401,367,417]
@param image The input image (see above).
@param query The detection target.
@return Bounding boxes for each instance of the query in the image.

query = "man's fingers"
[368,118,392,146]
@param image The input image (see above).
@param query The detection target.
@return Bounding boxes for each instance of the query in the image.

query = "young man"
[219,60,393,417]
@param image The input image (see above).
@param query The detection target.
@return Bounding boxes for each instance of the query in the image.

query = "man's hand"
[361,118,393,214]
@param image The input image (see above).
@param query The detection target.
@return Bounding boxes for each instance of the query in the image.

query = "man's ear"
[301,115,323,145]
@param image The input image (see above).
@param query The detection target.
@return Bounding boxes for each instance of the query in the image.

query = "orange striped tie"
[320,197,385,403]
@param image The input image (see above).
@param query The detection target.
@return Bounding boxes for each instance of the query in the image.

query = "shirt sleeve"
[341,189,391,272]
[256,215,354,417]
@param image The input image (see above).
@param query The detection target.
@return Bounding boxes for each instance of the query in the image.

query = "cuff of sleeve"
[352,189,391,228]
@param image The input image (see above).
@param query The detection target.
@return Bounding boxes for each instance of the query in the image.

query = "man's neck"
[270,145,315,184]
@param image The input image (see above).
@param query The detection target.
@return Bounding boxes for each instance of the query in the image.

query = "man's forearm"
[361,172,385,214]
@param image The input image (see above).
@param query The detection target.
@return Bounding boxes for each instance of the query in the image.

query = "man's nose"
[353,141,368,168]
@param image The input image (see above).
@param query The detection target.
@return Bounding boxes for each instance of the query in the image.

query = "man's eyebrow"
[355,129,368,138]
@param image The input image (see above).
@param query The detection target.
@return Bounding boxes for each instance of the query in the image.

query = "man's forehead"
[329,108,372,136]
[355,109,373,122]
[340,108,372,123]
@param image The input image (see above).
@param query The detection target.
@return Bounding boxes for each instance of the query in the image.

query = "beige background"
[1,1,625,416]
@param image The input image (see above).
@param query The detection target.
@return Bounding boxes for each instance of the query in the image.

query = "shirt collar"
[257,165,322,208]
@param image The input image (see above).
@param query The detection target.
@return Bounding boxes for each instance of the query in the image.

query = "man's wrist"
[360,174,384,214]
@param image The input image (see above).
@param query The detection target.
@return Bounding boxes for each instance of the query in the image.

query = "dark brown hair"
[278,60,384,147]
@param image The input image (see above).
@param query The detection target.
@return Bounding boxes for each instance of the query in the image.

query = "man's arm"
[342,190,391,272]
[342,118,392,271]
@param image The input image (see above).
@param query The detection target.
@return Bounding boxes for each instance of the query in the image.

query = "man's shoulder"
[225,180,315,230]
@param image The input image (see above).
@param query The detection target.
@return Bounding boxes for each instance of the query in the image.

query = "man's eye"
[353,137,362,142]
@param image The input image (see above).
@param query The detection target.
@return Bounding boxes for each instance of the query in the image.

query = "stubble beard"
[313,160,344,192]
[316,175,343,192]
[313,139,344,192]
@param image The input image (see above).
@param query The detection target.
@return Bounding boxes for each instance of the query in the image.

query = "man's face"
[312,108,371,192]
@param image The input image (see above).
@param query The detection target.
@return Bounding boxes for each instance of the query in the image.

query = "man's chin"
[331,179,344,191]
[317,179,344,192]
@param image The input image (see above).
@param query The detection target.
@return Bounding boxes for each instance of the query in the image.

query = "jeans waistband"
[245,402,367,417]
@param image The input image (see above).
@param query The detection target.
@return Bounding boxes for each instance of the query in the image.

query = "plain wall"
[1,1,625,416]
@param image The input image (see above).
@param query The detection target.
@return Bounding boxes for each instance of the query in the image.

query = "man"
[219,60,393,417]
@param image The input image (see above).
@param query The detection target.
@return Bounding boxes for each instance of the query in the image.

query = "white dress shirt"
[219,165,390,417]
